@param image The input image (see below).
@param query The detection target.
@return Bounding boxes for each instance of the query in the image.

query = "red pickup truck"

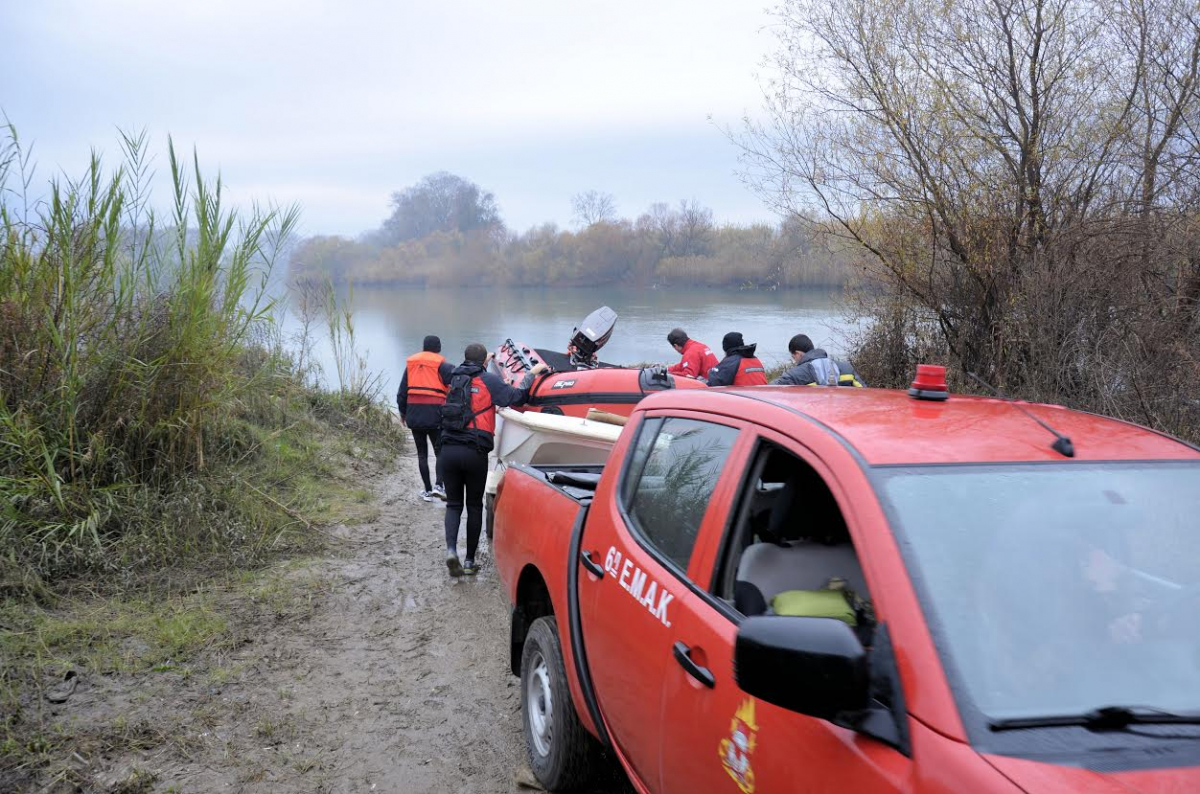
[492,373,1200,793]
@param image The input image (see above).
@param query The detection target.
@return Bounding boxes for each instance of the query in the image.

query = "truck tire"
[485,492,495,542]
[521,616,598,791]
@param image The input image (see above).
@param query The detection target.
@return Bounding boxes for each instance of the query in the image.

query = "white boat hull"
[486,408,621,495]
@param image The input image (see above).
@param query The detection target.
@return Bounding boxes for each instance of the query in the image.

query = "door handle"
[672,641,715,688]
[579,550,605,578]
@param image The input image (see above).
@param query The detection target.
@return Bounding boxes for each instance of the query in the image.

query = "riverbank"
[1,436,631,793]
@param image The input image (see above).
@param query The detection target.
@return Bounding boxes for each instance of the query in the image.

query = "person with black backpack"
[441,342,546,577]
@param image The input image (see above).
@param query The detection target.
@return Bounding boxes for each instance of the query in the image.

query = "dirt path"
[43,448,630,793]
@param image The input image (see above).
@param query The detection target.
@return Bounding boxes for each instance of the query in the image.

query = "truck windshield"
[877,461,1200,727]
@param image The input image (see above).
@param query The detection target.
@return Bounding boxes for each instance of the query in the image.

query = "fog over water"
[1,1,774,236]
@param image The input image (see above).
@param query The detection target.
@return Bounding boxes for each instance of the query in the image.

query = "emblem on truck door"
[603,546,674,627]
[718,698,758,793]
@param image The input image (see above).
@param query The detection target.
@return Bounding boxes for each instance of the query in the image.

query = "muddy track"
[30,449,631,793]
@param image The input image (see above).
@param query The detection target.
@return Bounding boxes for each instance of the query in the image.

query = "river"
[276,285,858,396]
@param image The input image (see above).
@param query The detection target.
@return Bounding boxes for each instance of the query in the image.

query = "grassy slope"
[0,127,408,789]
[0,393,403,789]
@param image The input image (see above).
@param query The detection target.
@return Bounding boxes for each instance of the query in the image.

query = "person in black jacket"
[397,335,455,501]
[441,343,546,577]
[705,332,769,387]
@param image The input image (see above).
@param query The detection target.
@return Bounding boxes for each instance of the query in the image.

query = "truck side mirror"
[734,616,869,721]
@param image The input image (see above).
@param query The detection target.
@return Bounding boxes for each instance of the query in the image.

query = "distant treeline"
[287,174,854,289]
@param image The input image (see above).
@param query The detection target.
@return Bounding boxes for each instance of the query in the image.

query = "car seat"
[736,540,869,609]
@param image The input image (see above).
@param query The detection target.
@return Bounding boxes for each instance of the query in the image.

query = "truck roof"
[657,386,1200,465]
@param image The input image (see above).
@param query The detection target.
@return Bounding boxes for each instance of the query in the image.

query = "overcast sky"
[1,0,779,237]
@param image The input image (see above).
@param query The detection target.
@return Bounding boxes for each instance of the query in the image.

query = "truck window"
[620,416,739,572]
[716,442,874,640]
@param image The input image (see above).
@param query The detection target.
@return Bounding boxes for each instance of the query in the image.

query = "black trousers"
[411,428,443,492]
[441,442,488,561]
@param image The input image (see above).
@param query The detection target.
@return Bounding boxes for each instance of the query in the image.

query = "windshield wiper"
[990,706,1200,732]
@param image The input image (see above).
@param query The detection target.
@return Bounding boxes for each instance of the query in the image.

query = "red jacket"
[442,365,535,452]
[667,338,718,380]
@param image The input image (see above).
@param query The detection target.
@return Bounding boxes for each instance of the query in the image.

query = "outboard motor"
[568,306,617,370]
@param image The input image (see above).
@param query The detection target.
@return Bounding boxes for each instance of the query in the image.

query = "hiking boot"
[433,484,447,501]
[420,490,435,502]
[445,551,464,578]
[462,559,479,576]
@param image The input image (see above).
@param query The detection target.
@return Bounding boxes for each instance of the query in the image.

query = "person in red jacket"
[705,332,768,387]
[666,328,718,380]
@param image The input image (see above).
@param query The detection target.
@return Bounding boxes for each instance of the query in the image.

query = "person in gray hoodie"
[771,334,865,387]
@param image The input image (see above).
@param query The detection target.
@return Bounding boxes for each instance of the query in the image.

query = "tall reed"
[319,278,384,405]
[0,126,300,581]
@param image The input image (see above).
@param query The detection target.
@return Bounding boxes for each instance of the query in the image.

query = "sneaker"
[462,559,479,576]
[432,485,447,501]
[445,551,463,578]
[420,490,435,502]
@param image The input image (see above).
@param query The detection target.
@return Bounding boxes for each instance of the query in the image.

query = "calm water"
[278,285,858,395]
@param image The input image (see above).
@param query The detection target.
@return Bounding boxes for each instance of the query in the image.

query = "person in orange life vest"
[441,343,547,577]
[397,335,454,502]
[666,327,718,380]
[705,332,768,387]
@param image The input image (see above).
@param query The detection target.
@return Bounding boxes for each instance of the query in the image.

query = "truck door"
[575,413,746,788]
[658,431,912,793]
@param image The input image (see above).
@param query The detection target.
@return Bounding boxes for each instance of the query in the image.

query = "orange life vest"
[734,357,768,386]
[406,351,448,404]
[467,376,496,435]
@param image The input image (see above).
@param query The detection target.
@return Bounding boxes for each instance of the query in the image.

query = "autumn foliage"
[742,0,1200,442]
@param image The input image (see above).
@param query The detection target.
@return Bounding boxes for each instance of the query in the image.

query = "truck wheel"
[521,616,598,791]
[485,492,495,542]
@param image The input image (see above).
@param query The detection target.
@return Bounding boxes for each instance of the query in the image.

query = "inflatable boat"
[491,305,705,418]
[483,306,706,536]
[492,345,707,418]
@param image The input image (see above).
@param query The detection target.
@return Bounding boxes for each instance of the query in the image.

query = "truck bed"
[501,461,605,505]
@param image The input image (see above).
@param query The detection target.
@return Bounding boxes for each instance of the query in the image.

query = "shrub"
[0,127,403,585]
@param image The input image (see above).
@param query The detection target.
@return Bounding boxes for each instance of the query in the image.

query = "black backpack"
[441,371,483,431]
